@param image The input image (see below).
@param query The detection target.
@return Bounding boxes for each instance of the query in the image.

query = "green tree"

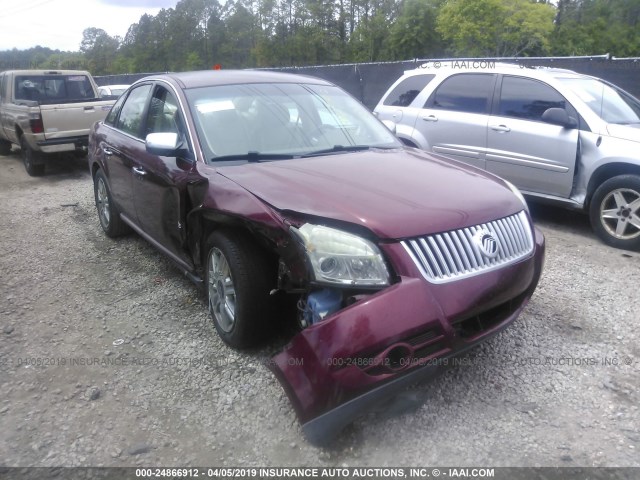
[80,28,120,74]
[436,0,555,57]
[219,1,259,67]
[387,0,443,59]
[551,0,640,56]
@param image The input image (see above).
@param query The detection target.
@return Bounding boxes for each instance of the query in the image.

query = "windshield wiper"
[302,145,372,158]
[211,151,295,163]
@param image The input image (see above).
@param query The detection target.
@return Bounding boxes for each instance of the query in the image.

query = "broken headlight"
[291,224,390,287]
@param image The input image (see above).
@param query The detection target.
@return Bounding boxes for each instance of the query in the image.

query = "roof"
[137,70,333,89]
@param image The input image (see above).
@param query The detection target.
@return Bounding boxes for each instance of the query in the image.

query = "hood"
[216,149,524,239]
[606,123,640,143]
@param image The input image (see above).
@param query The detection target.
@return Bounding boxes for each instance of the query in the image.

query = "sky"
[0,0,179,52]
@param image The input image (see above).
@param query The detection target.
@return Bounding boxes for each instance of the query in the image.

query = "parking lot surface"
[0,149,638,467]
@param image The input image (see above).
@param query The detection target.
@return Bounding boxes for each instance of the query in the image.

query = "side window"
[105,93,126,126]
[145,86,184,137]
[498,76,575,122]
[383,74,435,107]
[115,84,152,137]
[426,74,495,114]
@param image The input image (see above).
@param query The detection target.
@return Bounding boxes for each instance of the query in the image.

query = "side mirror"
[146,132,184,157]
[541,108,577,129]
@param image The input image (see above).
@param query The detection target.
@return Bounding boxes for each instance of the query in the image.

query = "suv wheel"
[93,169,130,237]
[589,174,640,250]
[205,230,275,349]
[20,137,45,176]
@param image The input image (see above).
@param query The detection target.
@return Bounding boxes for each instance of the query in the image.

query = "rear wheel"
[589,174,640,251]
[94,169,130,237]
[20,137,45,176]
[0,139,11,156]
[205,230,276,349]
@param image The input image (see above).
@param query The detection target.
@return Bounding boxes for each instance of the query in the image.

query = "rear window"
[14,75,96,103]
[384,74,435,107]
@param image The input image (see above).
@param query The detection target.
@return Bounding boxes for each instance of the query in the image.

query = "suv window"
[383,74,435,107]
[558,77,640,124]
[498,76,573,122]
[115,84,152,137]
[426,74,495,114]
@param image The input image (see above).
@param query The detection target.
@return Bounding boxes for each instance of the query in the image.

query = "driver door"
[132,84,195,267]
[486,75,579,198]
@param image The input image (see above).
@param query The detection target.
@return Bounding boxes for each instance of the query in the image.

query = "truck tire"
[0,139,11,155]
[20,137,45,176]
[589,174,640,251]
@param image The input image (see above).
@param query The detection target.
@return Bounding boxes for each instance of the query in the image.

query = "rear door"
[486,75,579,198]
[416,73,496,170]
[99,83,153,221]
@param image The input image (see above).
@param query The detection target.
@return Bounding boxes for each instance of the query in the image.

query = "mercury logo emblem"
[473,229,499,259]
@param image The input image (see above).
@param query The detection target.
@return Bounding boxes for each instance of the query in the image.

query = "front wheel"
[589,174,640,251]
[205,230,276,349]
[20,137,45,176]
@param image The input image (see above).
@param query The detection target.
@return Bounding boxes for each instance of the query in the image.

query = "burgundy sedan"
[88,70,545,443]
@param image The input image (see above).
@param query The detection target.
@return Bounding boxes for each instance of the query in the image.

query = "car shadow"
[527,201,594,238]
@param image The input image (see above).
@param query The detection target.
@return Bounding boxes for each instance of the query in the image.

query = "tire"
[20,137,45,176]
[589,174,640,251]
[93,169,130,237]
[205,229,276,349]
[0,139,11,156]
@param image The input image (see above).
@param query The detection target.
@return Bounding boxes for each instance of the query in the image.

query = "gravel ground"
[0,148,639,468]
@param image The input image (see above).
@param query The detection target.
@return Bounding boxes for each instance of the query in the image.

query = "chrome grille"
[401,211,534,283]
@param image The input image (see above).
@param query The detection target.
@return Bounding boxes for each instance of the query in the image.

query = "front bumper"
[270,227,545,444]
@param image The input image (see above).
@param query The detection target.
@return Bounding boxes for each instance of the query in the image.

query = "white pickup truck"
[0,70,116,176]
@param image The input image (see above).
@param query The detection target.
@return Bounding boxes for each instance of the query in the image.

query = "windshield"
[185,82,401,161]
[558,77,640,125]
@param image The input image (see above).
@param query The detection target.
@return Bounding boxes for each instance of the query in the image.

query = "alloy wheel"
[599,187,640,240]
[96,177,111,228]
[208,247,237,333]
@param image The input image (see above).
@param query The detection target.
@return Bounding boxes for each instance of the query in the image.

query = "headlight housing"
[291,224,390,286]
[504,180,529,213]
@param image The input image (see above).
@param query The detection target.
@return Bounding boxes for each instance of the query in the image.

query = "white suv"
[375,62,640,250]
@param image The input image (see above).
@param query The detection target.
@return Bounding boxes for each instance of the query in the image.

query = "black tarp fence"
[95,54,640,110]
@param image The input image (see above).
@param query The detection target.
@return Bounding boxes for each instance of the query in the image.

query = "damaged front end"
[269,215,545,445]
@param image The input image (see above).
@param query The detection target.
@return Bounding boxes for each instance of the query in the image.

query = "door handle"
[101,145,114,156]
[490,124,511,132]
[422,115,438,122]
[132,166,147,176]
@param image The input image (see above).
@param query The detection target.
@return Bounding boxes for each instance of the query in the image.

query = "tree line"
[1,0,639,75]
